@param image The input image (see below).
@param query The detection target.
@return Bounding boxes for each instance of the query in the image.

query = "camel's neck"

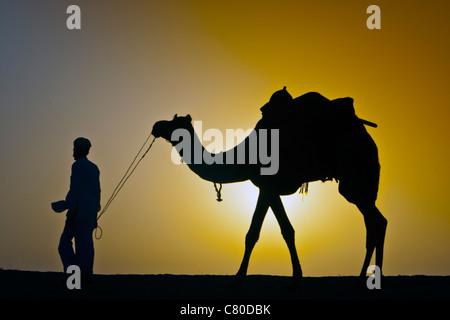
[171,123,254,184]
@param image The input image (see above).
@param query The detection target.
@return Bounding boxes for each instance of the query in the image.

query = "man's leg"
[74,219,96,281]
[58,221,77,272]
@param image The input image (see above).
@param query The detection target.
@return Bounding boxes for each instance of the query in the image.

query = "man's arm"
[65,162,81,213]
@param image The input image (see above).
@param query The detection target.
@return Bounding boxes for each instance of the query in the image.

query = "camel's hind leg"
[356,202,387,286]
[270,195,302,287]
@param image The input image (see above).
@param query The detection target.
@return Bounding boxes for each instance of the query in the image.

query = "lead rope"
[95,134,157,240]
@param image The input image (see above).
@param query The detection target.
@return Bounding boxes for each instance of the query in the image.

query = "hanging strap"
[214,182,223,202]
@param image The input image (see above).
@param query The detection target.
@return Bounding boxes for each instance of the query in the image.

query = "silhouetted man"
[52,137,101,284]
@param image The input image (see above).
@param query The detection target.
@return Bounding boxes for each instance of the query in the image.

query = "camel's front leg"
[232,191,270,288]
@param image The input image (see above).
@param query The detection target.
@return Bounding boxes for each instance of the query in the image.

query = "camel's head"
[152,114,193,142]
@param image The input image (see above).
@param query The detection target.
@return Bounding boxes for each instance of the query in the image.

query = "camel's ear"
[186,114,192,122]
[173,114,178,119]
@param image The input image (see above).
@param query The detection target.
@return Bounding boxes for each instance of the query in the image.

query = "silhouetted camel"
[152,88,387,288]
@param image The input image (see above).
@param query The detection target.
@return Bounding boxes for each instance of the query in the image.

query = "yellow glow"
[1,0,449,277]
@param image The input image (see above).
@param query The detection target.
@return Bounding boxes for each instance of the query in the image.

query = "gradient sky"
[0,0,449,276]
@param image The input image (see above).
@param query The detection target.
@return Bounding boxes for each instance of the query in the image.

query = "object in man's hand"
[51,200,67,213]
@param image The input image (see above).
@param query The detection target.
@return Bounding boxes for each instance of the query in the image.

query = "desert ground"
[2,270,448,317]
[1,269,449,301]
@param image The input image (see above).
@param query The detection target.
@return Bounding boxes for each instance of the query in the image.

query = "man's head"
[73,137,91,160]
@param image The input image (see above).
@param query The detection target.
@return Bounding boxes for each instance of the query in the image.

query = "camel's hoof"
[348,277,368,292]
[227,282,242,291]
[227,276,245,290]
[284,277,302,291]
